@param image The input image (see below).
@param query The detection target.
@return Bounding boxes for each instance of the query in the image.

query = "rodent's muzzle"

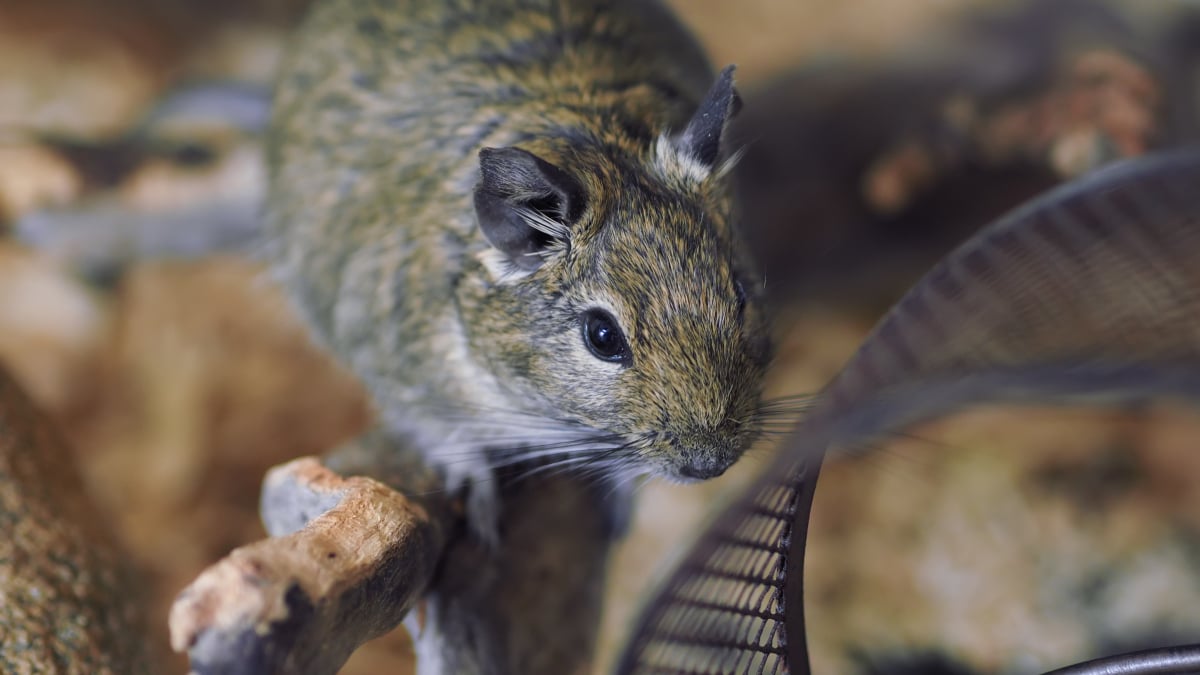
[675,458,731,480]
[666,430,746,482]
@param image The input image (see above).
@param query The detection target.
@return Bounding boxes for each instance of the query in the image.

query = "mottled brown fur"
[267,0,771,536]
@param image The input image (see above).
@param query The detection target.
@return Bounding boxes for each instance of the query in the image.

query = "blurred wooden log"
[0,367,148,673]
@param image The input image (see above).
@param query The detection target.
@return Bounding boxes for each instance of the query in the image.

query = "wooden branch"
[0,367,149,673]
[169,428,619,675]
[318,435,619,675]
[168,456,453,675]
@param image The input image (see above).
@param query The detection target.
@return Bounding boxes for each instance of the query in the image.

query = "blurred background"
[2,0,1200,673]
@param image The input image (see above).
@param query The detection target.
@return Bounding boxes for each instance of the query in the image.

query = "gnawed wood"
[169,421,620,675]
[169,456,451,675]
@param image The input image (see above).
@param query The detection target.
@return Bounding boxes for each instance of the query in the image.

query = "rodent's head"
[465,67,771,483]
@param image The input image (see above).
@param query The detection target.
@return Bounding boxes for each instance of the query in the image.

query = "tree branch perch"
[169,457,454,675]
[169,428,618,675]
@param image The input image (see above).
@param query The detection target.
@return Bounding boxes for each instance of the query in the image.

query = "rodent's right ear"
[674,64,742,170]
[473,147,585,272]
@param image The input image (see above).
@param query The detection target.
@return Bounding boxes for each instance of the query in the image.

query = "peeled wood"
[168,456,451,675]
[169,434,616,675]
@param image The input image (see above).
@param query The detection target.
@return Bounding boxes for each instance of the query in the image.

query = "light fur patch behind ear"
[477,248,535,283]
[654,133,712,184]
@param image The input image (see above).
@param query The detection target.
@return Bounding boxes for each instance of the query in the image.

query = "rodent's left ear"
[473,147,585,271]
[675,64,742,169]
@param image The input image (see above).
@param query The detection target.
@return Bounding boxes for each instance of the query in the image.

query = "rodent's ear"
[675,64,742,168]
[474,146,585,271]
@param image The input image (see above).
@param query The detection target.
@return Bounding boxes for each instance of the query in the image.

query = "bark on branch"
[168,457,453,675]
[169,434,617,675]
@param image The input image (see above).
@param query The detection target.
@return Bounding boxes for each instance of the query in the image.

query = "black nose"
[677,460,729,480]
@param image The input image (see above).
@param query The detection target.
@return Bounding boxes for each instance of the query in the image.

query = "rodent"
[266,0,772,540]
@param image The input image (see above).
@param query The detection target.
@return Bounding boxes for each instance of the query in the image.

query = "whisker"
[504,454,601,479]
[598,467,646,504]
[504,437,645,484]
[433,434,625,467]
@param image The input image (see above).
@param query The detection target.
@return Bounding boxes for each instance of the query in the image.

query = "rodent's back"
[267,0,771,490]
[267,0,716,350]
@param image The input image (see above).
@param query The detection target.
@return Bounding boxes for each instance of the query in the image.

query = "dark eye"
[581,309,630,364]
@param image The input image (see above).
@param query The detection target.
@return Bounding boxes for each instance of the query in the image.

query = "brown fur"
[266,0,771,537]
